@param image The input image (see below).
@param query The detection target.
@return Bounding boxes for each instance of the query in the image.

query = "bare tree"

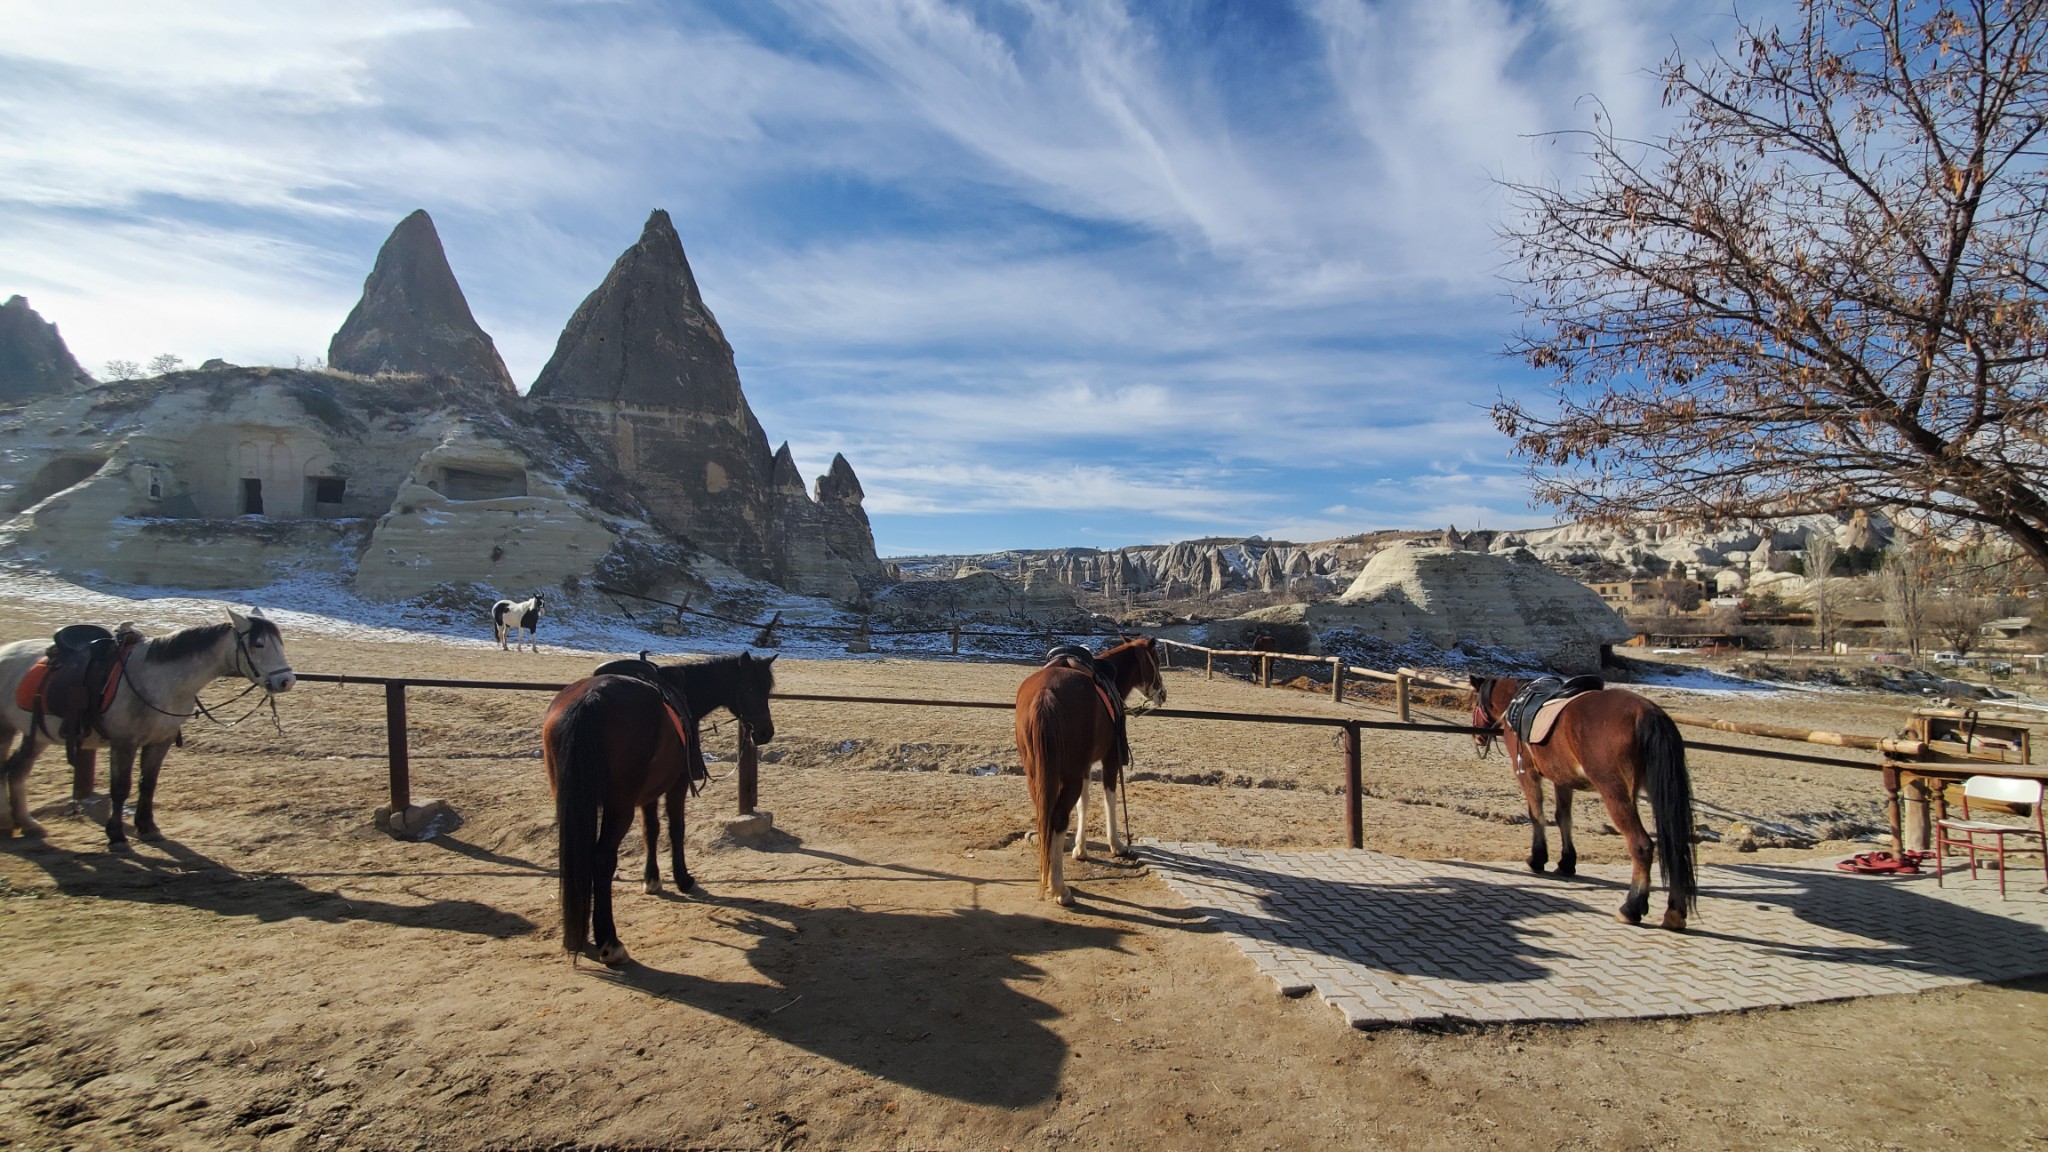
[102,359,141,381]
[146,353,185,377]
[1500,2,2048,571]
[1882,533,1935,655]
[1804,529,1839,652]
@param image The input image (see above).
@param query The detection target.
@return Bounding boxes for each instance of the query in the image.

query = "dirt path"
[0,599,2043,1149]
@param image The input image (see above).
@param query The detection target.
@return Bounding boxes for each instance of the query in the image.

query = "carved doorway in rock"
[240,477,264,516]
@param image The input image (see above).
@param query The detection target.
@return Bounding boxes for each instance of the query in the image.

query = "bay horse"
[0,610,297,848]
[493,593,544,652]
[1014,637,1166,906]
[1469,676,1698,930]
[542,652,776,966]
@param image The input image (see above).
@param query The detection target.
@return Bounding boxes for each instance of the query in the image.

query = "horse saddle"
[1042,645,1132,766]
[1503,675,1605,745]
[592,655,705,783]
[16,624,140,769]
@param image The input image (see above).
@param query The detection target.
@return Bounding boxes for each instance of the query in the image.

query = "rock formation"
[328,210,516,391]
[0,296,92,403]
[529,210,883,598]
[1228,548,1631,673]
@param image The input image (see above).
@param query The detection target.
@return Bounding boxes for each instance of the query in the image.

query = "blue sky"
[0,1,1745,556]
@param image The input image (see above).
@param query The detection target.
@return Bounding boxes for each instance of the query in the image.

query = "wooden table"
[1883,762,2048,859]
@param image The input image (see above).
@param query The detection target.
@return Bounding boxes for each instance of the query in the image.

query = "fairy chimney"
[328,210,516,390]
[0,296,92,402]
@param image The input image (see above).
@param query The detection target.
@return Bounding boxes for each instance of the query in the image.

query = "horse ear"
[764,653,777,666]
[226,607,251,631]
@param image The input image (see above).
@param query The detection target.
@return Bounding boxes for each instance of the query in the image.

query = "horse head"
[227,607,296,694]
[1124,636,1167,712]
[735,652,777,744]
[1467,675,1500,759]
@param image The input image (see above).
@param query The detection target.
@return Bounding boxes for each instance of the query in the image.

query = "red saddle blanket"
[13,659,49,712]
[14,651,128,716]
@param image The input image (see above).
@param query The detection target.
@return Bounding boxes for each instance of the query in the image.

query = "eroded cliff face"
[528,210,885,598]
[327,210,516,391]
[0,367,656,599]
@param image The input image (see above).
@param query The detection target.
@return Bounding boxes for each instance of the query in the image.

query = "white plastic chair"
[1935,776,2047,898]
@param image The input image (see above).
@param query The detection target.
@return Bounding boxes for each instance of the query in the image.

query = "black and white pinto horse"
[493,593,545,652]
[0,609,297,848]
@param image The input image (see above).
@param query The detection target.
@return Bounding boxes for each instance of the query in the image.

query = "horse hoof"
[1555,861,1576,877]
[596,942,630,967]
[1113,847,1137,860]
[677,874,695,892]
[137,826,163,842]
[643,880,661,896]
[10,821,38,839]
[1661,911,1688,932]
[106,839,132,854]
[1054,889,1076,908]
[1527,858,1547,874]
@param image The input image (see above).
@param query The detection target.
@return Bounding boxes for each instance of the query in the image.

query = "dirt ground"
[1,598,2044,1151]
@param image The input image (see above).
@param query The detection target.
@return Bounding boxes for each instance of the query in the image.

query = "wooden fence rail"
[293,665,1889,851]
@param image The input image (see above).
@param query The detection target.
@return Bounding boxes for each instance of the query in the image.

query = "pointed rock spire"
[0,296,92,402]
[814,453,865,505]
[770,442,806,494]
[529,209,743,410]
[328,210,514,390]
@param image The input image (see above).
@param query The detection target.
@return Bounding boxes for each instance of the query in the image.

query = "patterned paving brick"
[1141,840,2048,1029]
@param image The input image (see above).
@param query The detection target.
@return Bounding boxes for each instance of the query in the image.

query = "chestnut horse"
[1014,637,1166,906]
[1469,677,1698,930]
[542,652,776,965]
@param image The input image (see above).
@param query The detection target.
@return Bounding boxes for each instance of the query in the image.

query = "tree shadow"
[1144,847,2048,989]
[2,835,534,939]
[1144,847,1588,984]
[588,892,1128,1108]
[1679,862,2048,977]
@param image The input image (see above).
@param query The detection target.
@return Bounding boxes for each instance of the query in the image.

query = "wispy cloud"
[0,0,1752,552]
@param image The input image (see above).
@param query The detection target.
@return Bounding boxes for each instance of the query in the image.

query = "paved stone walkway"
[1142,841,2048,1028]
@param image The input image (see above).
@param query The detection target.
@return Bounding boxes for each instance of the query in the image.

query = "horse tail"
[1025,690,1063,898]
[551,687,609,955]
[1638,706,1697,917]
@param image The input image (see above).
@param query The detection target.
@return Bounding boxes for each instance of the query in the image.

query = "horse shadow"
[587,891,1126,1108]
[2,835,534,939]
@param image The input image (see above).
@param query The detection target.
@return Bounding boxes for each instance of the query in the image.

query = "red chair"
[1935,776,2047,899]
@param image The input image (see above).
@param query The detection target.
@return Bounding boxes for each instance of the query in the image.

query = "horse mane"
[139,619,261,664]
[666,653,744,692]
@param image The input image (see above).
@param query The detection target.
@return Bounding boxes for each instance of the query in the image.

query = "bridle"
[1470,685,1501,760]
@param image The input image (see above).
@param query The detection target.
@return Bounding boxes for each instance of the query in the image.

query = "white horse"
[0,609,296,848]
[492,593,545,652]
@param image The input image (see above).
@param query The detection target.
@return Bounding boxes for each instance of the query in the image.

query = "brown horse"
[542,653,776,965]
[1014,637,1166,906]
[1469,676,1698,930]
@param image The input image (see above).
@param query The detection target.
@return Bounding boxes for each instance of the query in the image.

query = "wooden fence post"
[950,622,961,655]
[1344,723,1363,849]
[1205,650,1214,681]
[737,727,759,816]
[1260,654,1273,689]
[385,681,411,814]
[1395,672,1411,724]
[1330,658,1344,703]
